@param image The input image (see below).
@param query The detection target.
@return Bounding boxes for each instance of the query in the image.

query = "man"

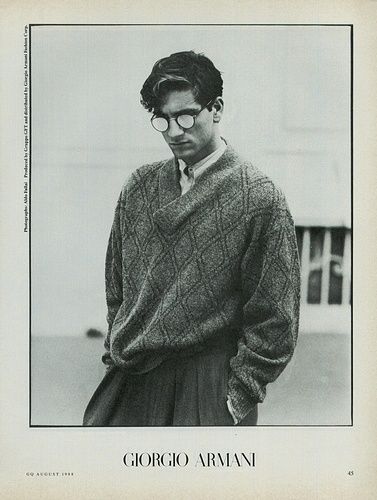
[83,51,300,426]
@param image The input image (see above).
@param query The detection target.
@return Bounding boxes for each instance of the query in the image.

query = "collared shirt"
[178,139,227,196]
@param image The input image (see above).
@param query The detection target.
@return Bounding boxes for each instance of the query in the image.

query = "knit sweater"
[102,145,301,422]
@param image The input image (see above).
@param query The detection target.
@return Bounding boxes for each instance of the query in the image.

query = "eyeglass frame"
[150,99,214,133]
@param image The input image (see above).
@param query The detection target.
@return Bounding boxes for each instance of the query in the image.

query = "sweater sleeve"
[227,193,301,423]
[102,196,124,370]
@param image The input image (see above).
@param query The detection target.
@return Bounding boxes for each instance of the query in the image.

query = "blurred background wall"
[30,26,351,425]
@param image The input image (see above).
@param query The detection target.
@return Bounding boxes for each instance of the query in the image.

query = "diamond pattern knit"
[103,145,300,422]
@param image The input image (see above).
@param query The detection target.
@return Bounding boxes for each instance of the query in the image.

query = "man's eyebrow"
[156,106,201,118]
[174,107,200,115]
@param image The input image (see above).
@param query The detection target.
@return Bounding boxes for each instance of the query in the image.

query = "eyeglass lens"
[151,114,195,132]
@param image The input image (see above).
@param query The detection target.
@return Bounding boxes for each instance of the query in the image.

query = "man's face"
[157,89,221,166]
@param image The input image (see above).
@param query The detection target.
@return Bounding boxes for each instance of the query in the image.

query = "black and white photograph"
[2,3,377,497]
[30,24,351,427]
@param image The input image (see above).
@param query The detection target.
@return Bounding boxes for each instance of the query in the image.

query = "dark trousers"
[83,339,258,426]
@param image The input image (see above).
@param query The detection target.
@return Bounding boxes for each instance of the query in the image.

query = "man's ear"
[212,97,224,122]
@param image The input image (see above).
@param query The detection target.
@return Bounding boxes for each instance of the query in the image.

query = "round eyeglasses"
[150,100,213,133]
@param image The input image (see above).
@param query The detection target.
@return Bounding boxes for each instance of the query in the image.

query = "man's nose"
[166,119,184,138]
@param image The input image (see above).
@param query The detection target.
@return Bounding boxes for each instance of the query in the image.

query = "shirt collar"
[178,138,227,179]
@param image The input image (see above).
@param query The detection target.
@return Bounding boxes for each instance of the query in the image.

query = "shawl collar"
[153,146,244,233]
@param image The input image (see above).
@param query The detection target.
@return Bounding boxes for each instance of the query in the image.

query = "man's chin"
[172,148,202,165]
[173,150,195,163]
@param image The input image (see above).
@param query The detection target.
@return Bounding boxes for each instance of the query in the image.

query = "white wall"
[31,26,351,336]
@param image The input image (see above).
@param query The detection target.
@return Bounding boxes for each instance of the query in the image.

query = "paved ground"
[31,333,351,426]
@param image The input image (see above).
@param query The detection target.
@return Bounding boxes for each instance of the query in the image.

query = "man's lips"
[169,142,189,146]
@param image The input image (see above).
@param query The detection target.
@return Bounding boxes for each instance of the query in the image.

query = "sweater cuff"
[228,378,258,423]
[102,351,115,371]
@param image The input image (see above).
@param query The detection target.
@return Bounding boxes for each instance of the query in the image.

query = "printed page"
[0,1,376,498]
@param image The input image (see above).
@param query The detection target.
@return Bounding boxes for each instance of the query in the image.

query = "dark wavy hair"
[140,51,223,113]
